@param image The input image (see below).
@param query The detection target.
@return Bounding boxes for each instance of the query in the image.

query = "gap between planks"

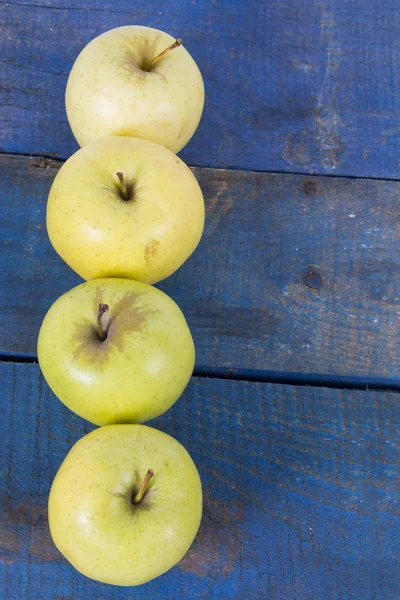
[2,150,400,184]
[1,355,400,393]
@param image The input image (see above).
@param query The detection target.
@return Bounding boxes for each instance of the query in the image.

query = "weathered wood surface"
[0,361,398,599]
[1,0,400,178]
[2,154,400,383]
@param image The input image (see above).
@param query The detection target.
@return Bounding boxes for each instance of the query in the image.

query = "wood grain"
[2,154,400,382]
[1,0,400,178]
[0,361,398,599]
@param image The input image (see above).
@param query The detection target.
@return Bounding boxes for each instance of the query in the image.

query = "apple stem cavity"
[116,172,131,201]
[97,303,109,341]
[132,469,154,504]
[149,38,183,69]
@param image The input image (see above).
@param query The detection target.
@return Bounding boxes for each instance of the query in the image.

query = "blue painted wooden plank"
[2,155,400,382]
[0,361,399,599]
[1,0,400,178]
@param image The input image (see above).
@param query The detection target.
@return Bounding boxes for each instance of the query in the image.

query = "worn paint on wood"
[1,0,400,178]
[1,155,400,382]
[0,361,399,599]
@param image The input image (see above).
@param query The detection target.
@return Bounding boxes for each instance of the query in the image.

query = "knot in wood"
[304,181,317,196]
[302,268,323,290]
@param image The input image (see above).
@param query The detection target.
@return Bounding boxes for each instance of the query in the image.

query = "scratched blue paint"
[0,363,399,599]
[1,0,400,178]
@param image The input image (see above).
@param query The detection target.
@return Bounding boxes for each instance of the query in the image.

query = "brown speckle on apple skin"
[144,239,160,265]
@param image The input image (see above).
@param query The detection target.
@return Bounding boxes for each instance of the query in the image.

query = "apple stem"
[116,172,129,201]
[97,303,109,341]
[149,38,182,69]
[132,469,154,504]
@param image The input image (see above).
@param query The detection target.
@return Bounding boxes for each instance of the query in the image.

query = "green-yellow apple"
[47,136,205,284]
[37,278,195,425]
[66,25,204,153]
[49,424,202,586]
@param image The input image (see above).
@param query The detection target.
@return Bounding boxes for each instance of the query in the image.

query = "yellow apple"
[37,278,195,425]
[66,25,204,153]
[49,424,202,586]
[46,136,205,284]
